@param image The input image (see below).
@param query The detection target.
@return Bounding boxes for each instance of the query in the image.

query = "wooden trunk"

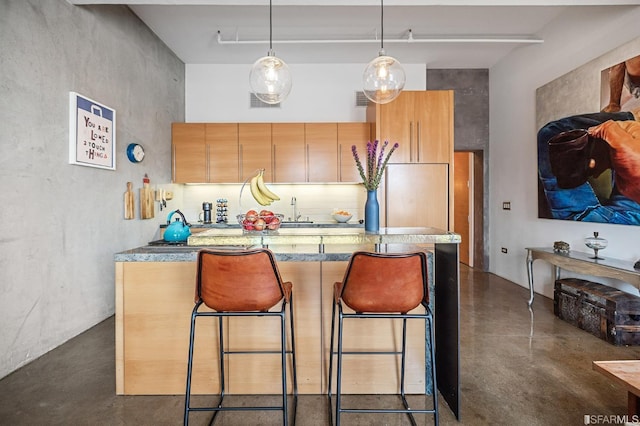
[554,278,640,346]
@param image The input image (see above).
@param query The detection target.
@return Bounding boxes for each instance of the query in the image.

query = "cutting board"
[140,183,154,219]
[124,182,135,219]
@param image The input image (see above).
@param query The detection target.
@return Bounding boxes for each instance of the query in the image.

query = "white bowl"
[332,213,352,223]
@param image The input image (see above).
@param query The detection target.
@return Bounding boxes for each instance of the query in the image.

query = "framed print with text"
[69,92,116,170]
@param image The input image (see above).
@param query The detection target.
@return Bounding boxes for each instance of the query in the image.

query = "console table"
[525,247,640,306]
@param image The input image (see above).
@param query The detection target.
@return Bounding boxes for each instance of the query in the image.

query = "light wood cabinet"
[172,123,240,183]
[385,163,450,231]
[337,122,371,182]
[172,123,206,183]
[368,90,455,231]
[239,123,272,182]
[370,90,453,164]
[272,123,305,183]
[305,123,338,182]
[206,123,239,182]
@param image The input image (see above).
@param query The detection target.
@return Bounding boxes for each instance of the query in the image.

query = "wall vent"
[355,91,372,107]
[250,93,281,108]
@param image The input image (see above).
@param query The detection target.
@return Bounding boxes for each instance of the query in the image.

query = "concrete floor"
[1,265,639,425]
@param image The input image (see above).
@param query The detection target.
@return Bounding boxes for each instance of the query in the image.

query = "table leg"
[629,392,640,416]
[526,249,534,307]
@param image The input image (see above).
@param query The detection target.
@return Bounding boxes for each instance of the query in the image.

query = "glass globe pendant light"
[249,0,292,104]
[363,0,405,104]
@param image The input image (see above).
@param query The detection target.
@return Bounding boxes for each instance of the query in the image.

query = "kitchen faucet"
[291,196,301,222]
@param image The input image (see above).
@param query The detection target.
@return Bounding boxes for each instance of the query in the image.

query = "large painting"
[537,53,640,225]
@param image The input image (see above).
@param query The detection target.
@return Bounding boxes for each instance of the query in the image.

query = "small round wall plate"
[126,143,145,163]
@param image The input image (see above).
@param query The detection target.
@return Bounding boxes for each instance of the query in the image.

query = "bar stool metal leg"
[183,249,297,426]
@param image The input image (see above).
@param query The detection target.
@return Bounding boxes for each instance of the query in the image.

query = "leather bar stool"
[327,251,438,425]
[183,248,297,425]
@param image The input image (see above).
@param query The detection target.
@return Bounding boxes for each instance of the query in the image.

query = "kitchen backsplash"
[164,183,367,224]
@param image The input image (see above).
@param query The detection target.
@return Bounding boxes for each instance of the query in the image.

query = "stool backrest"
[338,251,428,313]
[196,248,287,312]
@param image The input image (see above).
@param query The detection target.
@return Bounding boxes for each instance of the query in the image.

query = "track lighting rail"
[217,30,543,45]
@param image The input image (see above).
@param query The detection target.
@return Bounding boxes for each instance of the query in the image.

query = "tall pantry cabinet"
[367,90,454,231]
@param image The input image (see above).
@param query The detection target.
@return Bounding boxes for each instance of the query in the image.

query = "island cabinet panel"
[206,123,239,183]
[116,260,325,395]
[337,122,371,183]
[172,123,206,183]
[272,123,305,183]
[239,123,273,182]
[228,262,321,394]
[116,262,223,395]
[321,262,428,394]
[305,123,338,182]
[370,90,453,164]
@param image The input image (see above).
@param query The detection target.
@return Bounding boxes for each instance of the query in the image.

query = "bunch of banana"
[250,169,281,206]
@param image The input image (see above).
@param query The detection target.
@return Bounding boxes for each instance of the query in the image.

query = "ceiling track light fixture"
[218,30,544,46]
[362,0,405,104]
[249,0,292,105]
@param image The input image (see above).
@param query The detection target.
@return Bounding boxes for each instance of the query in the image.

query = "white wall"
[0,1,183,379]
[186,63,427,122]
[489,5,640,300]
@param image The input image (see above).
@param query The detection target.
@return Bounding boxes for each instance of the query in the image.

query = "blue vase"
[364,189,379,233]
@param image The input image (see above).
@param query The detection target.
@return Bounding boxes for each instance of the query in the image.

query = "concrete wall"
[427,69,490,269]
[489,5,640,300]
[0,0,184,379]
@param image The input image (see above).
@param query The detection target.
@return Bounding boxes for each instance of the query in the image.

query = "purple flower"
[352,140,399,190]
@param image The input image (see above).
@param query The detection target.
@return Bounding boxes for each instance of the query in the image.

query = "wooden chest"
[554,278,640,346]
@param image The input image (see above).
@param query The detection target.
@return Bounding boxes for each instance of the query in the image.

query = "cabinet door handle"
[416,121,421,163]
[306,144,310,182]
[409,121,414,163]
[239,144,243,180]
[338,144,342,181]
[273,144,276,182]
[206,144,210,182]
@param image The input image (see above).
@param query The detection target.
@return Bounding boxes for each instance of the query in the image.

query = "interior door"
[454,152,472,266]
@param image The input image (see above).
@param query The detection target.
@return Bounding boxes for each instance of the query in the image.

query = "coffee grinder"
[202,202,213,224]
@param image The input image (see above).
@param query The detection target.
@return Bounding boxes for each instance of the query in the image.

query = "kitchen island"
[115,227,461,419]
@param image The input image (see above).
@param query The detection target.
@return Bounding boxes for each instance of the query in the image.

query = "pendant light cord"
[380,0,384,51]
[269,0,273,52]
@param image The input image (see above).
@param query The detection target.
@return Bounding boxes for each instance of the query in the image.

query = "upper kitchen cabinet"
[206,123,239,182]
[368,91,454,164]
[272,123,305,183]
[305,123,338,182]
[239,123,272,182]
[172,123,206,183]
[337,122,371,182]
[172,123,240,183]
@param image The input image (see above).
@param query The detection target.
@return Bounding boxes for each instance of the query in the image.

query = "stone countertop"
[161,221,365,229]
[115,227,459,263]
[188,226,461,247]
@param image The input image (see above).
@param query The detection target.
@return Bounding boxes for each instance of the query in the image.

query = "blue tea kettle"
[164,209,191,242]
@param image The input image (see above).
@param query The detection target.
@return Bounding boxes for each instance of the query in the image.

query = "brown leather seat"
[328,251,438,425]
[184,248,297,426]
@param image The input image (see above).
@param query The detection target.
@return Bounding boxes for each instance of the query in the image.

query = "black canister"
[202,202,213,224]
